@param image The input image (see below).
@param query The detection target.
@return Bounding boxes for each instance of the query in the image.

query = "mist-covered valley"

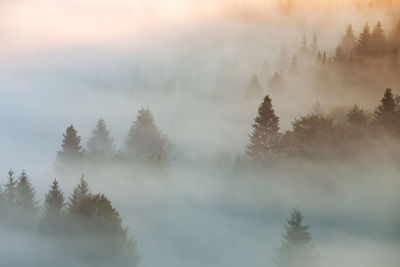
[0,0,400,267]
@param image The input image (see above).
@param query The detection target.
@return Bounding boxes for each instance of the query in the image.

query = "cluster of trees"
[56,108,171,169]
[247,88,400,161]
[0,171,138,267]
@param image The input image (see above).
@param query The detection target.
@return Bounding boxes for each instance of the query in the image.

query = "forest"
[1,0,400,267]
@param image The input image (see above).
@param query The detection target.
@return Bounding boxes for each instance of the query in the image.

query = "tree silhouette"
[277,209,315,267]
[4,169,17,209]
[15,170,38,223]
[87,119,115,159]
[374,88,399,132]
[41,179,65,233]
[347,105,368,128]
[68,175,90,213]
[57,125,84,164]
[245,74,263,99]
[370,21,386,55]
[355,24,371,56]
[246,95,280,162]
[341,25,357,57]
[126,108,169,162]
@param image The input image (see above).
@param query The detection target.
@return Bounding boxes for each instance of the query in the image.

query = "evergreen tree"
[246,95,280,162]
[341,25,357,57]
[374,88,400,132]
[41,179,65,232]
[87,119,115,158]
[4,169,17,209]
[311,32,318,53]
[390,21,400,50]
[370,21,386,54]
[277,209,315,267]
[347,105,368,127]
[16,170,38,215]
[355,24,371,56]
[245,74,263,99]
[126,108,169,161]
[68,193,139,267]
[68,175,90,213]
[57,125,84,164]
[268,72,284,92]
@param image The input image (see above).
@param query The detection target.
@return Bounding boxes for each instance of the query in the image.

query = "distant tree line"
[56,107,171,169]
[0,171,138,267]
[247,88,400,162]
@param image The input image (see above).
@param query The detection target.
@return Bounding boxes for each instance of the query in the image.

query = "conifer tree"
[245,74,263,98]
[57,125,84,164]
[16,170,38,215]
[341,25,357,57]
[390,21,400,50]
[246,95,280,162]
[87,119,115,158]
[41,179,65,232]
[347,105,368,127]
[355,24,371,56]
[374,88,400,132]
[277,209,315,267]
[4,169,17,209]
[126,108,169,161]
[370,21,386,54]
[68,175,90,213]
[311,32,318,53]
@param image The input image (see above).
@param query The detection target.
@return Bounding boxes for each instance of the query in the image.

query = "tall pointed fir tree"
[126,108,170,162]
[246,95,280,162]
[4,169,17,209]
[311,32,318,54]
[277,209,315,267]
[41,179,65,233]
[56,125,84,166]
[370,21,386,55]
[341,25,357,57]
[374,88,400,133]
[86,119,115,160]
[16,170,38,222]
[245,74,263,99]
[355,23,371,57]
[68,175,90,213]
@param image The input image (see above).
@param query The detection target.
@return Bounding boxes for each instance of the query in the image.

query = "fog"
[0,0,400,267]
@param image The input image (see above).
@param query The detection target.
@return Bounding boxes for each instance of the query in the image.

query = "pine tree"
[374,88,400,132]
[355,24,371,56]
[341,25,357,57]
[41,179,65,232]
[347,105,368,127]
[277,209,315,267]
[245,74,263,98]
[68,175,90,213]
[16,170,38,215]
[87,119,115,158]
[311,32,318,53]
[246,95,280,162]
[4,169,17,209]
[126,108,169,161]
[370,21,386,54]
[57,125,84,164]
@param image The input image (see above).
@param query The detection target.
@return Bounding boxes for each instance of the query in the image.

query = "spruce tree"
[355,24,371,56]
[374,88,400,132]
[277,209,315,267]
[311,32,318,53]
[347,105,368,127]
[68,175,90,213]
[16,170,38,217]
[4,169,17,209]
[87,119,115,158]
[370,21,386,55]
[246,95,280,162]
[41,179,65,232]
[245,74,263,98]
[341,25,357,56]
[57,125,84,164]
[126,108,169,161]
